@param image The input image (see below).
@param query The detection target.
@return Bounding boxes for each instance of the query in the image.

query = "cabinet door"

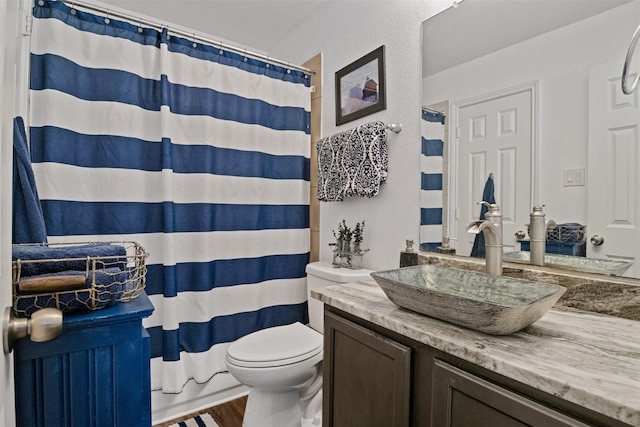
[432,359,590,427]
[324,311,411,427]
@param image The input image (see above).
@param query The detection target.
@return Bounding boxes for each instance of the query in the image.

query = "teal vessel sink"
[371,265,565,335]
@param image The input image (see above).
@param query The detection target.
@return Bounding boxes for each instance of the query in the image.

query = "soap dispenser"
[400,240,419,267]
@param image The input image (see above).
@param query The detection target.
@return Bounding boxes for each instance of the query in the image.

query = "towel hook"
[622,23,640,94]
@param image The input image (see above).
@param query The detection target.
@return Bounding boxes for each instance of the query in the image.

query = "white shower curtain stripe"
[31,0,311,393]
[30,91,164,139]
[421,189,443,208]
[30,91,309,157]
[145,278,308,326]
[150,346,231,388]
[164,54,309,108]
[47,229,310,265]
[30,15,161,79]
[34,164,310,205]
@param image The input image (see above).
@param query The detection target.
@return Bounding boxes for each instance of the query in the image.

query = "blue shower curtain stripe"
[31,127,309,179]
[30,54,163,109]
[144,253,310,296]
[30,53,309,132]
[148,301,309,360]
[40,201,309,235]
[30,0,311,393]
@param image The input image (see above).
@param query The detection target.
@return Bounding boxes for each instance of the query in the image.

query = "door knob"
[590,235,605,246]
[3,307,63,354]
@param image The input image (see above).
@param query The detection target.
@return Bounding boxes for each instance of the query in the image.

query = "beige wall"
[303,53,322,262]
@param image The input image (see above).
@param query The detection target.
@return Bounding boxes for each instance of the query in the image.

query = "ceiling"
[97,0,329,55]
[422,0,633,77]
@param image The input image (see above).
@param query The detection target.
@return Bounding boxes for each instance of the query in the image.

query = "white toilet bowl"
[225,322,323,427]
[225,262,373,427]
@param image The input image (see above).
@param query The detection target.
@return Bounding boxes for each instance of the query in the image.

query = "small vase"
[339,240,352,256]
[329,243,341,267]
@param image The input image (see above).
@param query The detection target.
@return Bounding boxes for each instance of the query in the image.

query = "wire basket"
[547,223,586,243]
[12,241,148,318]
[526,223,586,243]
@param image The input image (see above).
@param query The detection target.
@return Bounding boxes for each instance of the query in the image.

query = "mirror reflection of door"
[588,59,640,278]
[454,87,533,256]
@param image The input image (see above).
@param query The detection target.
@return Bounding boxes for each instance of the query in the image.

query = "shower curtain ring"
[138,18,143,33]
[192,33,197,48]
[244,49,248,62]
[104,10,110,24]
[70,1,76,14]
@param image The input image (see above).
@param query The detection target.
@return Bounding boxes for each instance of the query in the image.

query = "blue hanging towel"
[470,173,495,258]
[13,116,48,244]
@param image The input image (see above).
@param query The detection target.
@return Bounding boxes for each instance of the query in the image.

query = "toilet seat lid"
[227,322,322,368]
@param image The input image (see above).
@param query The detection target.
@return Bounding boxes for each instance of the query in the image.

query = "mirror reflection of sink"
[503,252,633,276]
[370,265,566,335]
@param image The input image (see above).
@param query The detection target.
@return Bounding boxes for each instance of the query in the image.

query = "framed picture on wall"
[335,45,386,126]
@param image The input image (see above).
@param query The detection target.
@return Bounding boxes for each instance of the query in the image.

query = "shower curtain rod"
[55,0,315,75]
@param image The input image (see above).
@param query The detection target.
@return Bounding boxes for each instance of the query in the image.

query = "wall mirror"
[421,0,640,278]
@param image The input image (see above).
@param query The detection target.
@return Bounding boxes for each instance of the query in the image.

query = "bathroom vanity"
[313,277,640,426]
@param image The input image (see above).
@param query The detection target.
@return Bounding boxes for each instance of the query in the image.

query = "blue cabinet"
[14,292,154,427]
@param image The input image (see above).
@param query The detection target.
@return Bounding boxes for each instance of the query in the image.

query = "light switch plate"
[563,168,585,187]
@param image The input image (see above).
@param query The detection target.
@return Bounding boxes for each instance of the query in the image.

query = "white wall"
[270,1,450,271]
[423,1,640,225]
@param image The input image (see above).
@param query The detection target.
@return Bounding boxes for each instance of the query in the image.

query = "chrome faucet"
[467,202,503,276]
[529,205,556,266]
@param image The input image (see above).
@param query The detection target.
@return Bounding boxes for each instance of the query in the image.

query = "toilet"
[225,261,373,427]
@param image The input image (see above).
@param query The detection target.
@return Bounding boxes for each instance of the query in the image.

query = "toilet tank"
[306,261,373,332]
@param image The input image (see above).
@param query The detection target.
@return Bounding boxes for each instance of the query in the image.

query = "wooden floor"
[154,395,247,427]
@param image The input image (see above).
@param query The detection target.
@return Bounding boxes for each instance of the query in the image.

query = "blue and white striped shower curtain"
[29,0,311,393]
[420,110,445,251]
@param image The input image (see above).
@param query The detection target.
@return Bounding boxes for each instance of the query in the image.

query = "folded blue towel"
[12,116,47,244]
[13,243,127,277]
[14,267,131,317]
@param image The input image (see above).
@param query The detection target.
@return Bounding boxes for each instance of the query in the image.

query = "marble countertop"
[312,280,640,426]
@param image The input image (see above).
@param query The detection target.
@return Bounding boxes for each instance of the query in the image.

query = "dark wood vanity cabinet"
[432,360,590,427]
[323,307,629,427]
[323,309,411,426]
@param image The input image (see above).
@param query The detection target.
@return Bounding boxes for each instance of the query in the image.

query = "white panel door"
[588,60,640,278]
[456,90,532,256]
[0,0,19,424]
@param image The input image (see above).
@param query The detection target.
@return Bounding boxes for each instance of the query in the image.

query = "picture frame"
[335,45,386,126]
